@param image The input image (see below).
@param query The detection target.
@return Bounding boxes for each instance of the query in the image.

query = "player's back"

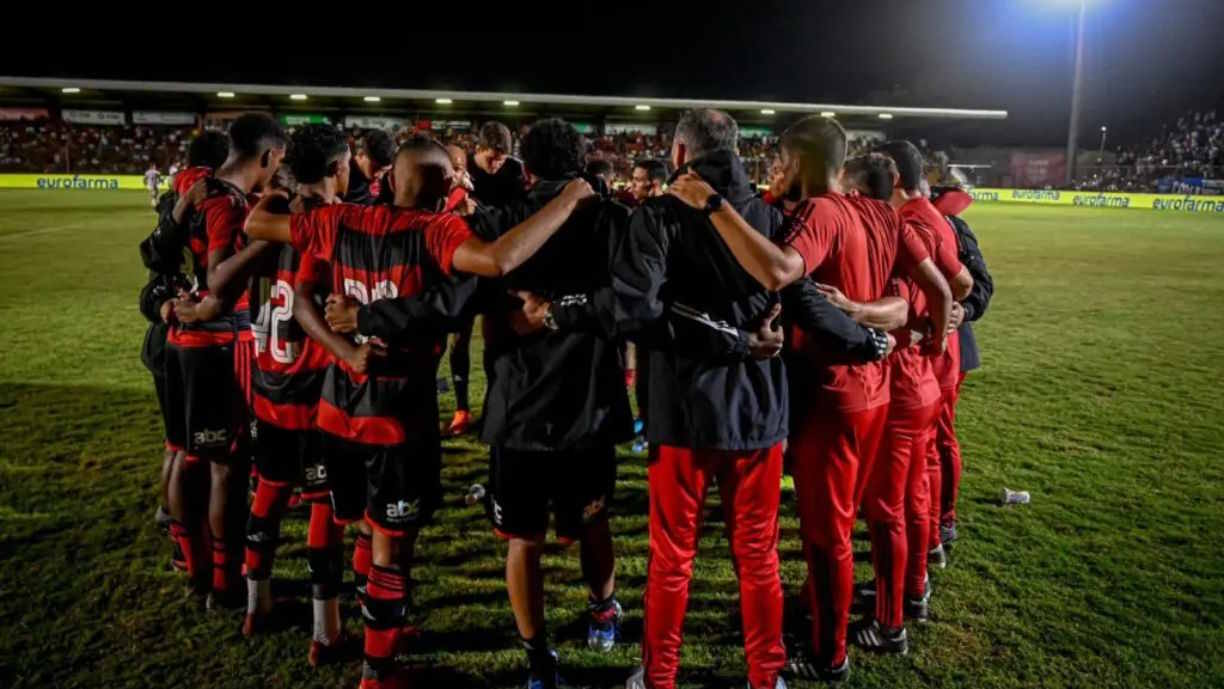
[167,177,249,348]
[291,201,473,446]
[248,195,334,430]
[466,178,634,451]
[787,193,894,415]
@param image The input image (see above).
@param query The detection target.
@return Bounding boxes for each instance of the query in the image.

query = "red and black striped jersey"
[288,203,473,445]
[248,231,334,430]
[167,177,250,348]
[173,165,211,196]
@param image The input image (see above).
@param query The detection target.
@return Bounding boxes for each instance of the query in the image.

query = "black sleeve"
[782,279,887,363]
[952,216,994,322]
[356,275,483,342]
[139,274,174,324]
[552,203,669,338]
[549,202,764,362]
[139,191,188,273]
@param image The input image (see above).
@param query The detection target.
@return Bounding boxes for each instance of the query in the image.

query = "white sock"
[247,578,273,615]
[313,597,341,644]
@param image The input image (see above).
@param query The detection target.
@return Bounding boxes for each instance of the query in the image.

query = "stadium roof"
[0,77,1007,127]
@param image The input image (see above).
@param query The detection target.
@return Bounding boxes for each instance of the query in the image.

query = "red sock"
[244,479,290,578]
[353,532,372,591]
[308,502,343,549]
[213,539,234,595]
[364,564,406,675]
[169,521,201,582]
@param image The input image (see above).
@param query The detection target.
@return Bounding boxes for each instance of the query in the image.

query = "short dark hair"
[357,129,396,168]
[289,124,349,184]
[843,153,896,201]
[187,130,229,168]
[227,113,288,161]
[521,118,585,180]
[780,115,847,177]
[585,158,614,179]
[674,109,738,158]
[877,140,925,191]
[634,158,669,184]
[477,121,513,154]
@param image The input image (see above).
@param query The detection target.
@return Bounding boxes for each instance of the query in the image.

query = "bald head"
[392,136,455,210]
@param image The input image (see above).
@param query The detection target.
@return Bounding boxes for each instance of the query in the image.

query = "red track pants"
[862,402,940,630]
[642,443,786,689]
[928,374,964,546]
[791,404,888,666]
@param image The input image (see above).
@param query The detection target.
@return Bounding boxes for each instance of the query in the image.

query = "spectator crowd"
[1075,109,1222,192]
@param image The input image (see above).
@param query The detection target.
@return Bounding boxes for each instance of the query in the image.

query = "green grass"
[0,190,1222,689]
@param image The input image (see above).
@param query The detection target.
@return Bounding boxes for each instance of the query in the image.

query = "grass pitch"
[0,190,1221,689]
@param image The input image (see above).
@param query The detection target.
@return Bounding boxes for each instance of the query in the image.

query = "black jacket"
[467,176,636,450]
[951,215,994,372]
[551,150,790,450]
[139,191,193,377]
[468,154,527,209]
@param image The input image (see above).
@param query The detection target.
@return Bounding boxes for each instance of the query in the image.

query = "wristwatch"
[703,193,724,215]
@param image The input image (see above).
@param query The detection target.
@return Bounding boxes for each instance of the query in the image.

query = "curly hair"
[521,118,585,180]
[288,124,349,184]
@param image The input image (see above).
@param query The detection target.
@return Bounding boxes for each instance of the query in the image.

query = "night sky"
[8,0,1223,148]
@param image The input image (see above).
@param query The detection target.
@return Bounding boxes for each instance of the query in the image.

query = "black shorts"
[153,370,171,442]
[163,342,240,462]
[251,420,329,501]
[322,434,441,536]
[489,445,617,543]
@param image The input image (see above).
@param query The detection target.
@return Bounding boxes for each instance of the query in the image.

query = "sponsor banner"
[0,107,49,121]
[345,115,407,130]
[740,126,773,139]
[280,113,331,126]
[0,174,147,190]
[1009,151,1066,188]
[969,188,1224,215]
[429,119,472,131]
[606,122,657,136]
[133,110,196,126]
[1169,177,1224,196]
[62,109,125,126]
[571,122,595,134]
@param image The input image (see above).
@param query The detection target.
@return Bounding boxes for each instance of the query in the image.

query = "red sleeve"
[202,195,247,254]
[288,205,345,262]
[784,198,840,276]
[443,187,468,213]
[895,220,932,274]
[425,214,474,276]
[933,232,965,280]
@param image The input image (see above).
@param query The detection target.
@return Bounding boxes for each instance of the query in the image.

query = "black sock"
[522,634,554,677]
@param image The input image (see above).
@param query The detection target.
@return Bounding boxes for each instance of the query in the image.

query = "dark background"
[7,0,1223,148]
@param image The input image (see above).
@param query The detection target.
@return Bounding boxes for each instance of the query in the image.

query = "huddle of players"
[138,107,992,689]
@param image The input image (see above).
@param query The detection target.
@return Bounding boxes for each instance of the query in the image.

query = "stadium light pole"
[1064,0,1087,186]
